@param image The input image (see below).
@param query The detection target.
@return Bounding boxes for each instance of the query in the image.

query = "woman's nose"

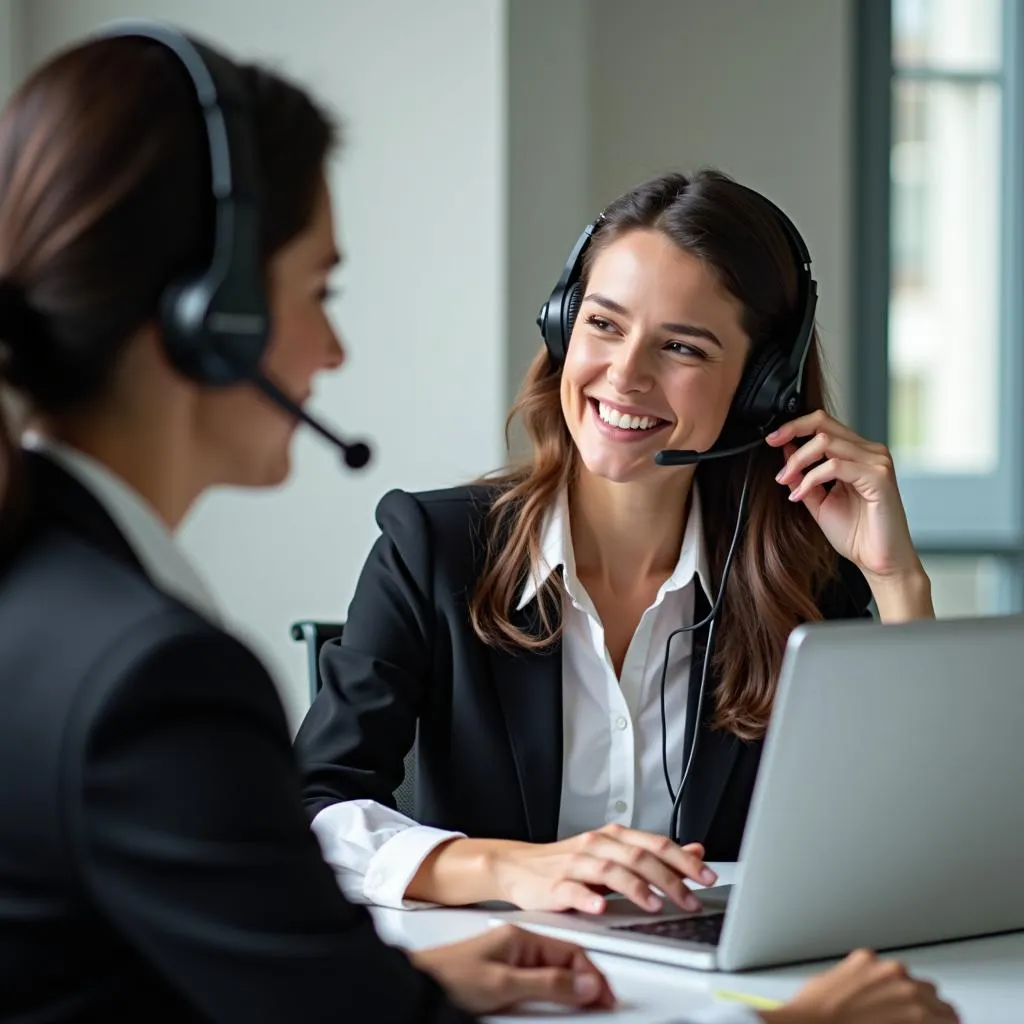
[607,338,651,393]
[325,326,346,370]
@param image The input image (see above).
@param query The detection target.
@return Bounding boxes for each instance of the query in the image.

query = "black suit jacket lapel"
[677,585,740,845]
[25,450,146,575]
[489,599,563,843]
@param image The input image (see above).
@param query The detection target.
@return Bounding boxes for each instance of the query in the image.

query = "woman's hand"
[406,831,714,912]
[491,827,715,914]
[411,924,615,1015]
[767,410,934,621]
[762,948,959,1023]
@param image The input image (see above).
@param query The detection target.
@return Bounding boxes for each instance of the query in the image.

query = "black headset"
[94,20,371,469]
[536,184,819,439]
[97,21,268,386]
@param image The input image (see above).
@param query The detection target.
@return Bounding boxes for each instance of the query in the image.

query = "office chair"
[290,620,418,818]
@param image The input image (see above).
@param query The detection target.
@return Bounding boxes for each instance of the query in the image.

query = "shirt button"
[614,800,628,814]
[614,715,628,731]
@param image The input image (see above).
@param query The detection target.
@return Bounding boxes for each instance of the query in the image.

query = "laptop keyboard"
[610,912,725,946]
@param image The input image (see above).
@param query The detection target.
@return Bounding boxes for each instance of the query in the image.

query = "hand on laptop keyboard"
[490,825,717,915]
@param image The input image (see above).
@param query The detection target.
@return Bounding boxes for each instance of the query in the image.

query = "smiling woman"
[294,169,935,922]
[566,232,743,470]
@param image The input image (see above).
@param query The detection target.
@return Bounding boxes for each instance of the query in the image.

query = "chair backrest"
[290,620,417,818]
[290,620,344,704]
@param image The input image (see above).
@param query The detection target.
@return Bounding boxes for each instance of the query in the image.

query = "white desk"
[370,864,1024,1024]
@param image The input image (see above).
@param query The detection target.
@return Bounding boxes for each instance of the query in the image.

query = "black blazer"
[296,486,872,861]
[0,455,473,1023]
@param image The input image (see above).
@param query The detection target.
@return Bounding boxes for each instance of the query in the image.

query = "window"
[855,0,1024,614]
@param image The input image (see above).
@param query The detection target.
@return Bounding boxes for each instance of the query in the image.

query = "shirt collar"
[23,433,221,624]
[517,482,712,611]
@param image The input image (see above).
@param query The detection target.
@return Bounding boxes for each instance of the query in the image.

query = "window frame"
[853,0,1024,609]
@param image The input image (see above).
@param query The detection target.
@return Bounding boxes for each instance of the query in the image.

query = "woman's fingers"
[489,962,612,1010]
[598,825,717,886]
[768,409,888,453]
[573,829,712,912]
[549,878,612,914]
[789,457,891,506]
[776,432,888,486]
[432,925,617,1014]
[562,852,679,912]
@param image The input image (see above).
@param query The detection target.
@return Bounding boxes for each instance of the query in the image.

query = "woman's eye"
[585,315,616,332]
[666,341,706,359]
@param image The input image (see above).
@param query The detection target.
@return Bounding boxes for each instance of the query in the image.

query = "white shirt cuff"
[362,824,466,909]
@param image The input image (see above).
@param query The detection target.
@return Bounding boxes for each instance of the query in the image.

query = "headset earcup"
[732,345,788,425]
[544,280,581,369]
[160,275,267,386]
[540,220,598,370]
[159,277,211,382]
[561,282,582,357]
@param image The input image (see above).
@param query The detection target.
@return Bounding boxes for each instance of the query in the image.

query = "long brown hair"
[470,170,840,741]
[0,34,336,555]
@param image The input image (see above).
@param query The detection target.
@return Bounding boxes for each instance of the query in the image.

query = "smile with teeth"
[594,399,666,432]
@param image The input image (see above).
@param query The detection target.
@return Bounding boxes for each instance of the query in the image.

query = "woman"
[295,170,935,918]
[0,25,620,1022]
[0,27,957,1024]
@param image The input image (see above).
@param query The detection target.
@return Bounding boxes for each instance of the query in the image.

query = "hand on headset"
[766,410,931,619]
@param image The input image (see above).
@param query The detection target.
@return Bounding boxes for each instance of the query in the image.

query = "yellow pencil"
[714,989,783,1010]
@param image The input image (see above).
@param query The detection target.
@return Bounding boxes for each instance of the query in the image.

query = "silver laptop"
[498,614,1024,971]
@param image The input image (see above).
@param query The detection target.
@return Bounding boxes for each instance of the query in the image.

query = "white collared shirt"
[525,486,711,840]
[22,433,221,624]
[312,484,712,908]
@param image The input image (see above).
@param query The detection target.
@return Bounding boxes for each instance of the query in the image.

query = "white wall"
[16,1,856,725]
[0,1,24,104]
[587,0,854,420]
[505,0,590,418]
[22,0,507,728]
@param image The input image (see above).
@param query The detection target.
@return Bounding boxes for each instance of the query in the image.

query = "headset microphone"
[655,436,765,466]
[253,374,372,470]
